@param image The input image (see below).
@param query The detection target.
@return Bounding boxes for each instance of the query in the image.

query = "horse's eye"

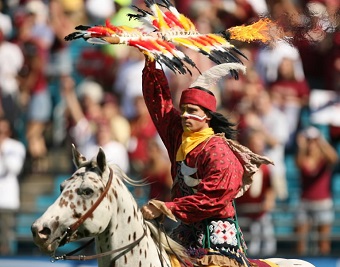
[83,188,94,196]
[76,187,94,196]
[60,185,64,193]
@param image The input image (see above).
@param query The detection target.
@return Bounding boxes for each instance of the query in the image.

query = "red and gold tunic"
[142,60,244,224]
[143,60,277,267]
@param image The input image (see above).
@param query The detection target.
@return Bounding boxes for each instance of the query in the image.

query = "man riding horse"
[140,57,276,267]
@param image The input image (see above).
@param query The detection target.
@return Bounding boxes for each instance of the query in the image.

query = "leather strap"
[52,229,146,262]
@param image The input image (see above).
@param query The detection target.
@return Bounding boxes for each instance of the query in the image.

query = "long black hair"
[207,110,237,140]
[192,86,238,140]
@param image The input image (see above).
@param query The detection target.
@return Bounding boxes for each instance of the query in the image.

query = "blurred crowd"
[0,0,339,257]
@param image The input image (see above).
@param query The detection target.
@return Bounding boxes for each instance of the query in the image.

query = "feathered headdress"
[65,0,284,78]
[189,63,247,88]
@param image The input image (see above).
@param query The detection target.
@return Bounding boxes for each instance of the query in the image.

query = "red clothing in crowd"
[16,38,48,94]
[144,170,172,201]
[236,164,272,220]
[268,79,310,101]
[128,115,157,166]
[300,159,333,201]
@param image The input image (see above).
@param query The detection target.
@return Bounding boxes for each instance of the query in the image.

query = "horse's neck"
[95,180,164,267]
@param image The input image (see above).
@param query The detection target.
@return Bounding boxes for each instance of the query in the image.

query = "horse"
[31,145,315,267]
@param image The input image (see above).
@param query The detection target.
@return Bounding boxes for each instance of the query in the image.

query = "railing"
[238,203,340,257]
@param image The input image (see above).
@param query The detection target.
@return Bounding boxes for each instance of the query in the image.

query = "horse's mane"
[107,162,149,186]
[145,221,190,260]
[107,163,190,262]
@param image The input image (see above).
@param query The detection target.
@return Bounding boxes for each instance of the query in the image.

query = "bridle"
[51,167,147,263]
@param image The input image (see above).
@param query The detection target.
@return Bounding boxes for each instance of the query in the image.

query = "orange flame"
[228,18,285,43]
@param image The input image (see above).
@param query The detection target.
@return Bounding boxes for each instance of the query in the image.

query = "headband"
[179,88,217,112]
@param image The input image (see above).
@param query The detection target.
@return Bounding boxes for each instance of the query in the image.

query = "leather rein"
[51,167,147,262]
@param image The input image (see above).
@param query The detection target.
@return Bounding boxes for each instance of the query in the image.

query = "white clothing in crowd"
[0,138,26,210]
[70,118,130,173]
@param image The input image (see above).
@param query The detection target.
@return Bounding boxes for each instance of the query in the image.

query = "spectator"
[142,136,176,233]
[47,0,74,78]
[101,92,131,148]
[113,49,145,119]
[143,136,172,203]
[25,0,54,50]
[127,94,157,177]
[85,0,115,25]
[295,126,338,255]
[61,75,129,173]
[0,4,12,38]
[287,0,339,89]
[268,56,311,153]
[323,31,340,92]
[255,41,306,87]
[211,0,259,30]
[0,117,26,255]
[244,0,268,16]
[221,46,265,117]
[90,118,130,173]
[245,90,290,200]
[75,78,104,121]
[48,0,83,146]
[58,0,86,22]
[0,18,24,134]
[54,76,104,152]
[14,9,52,168]
[236,128,277,256]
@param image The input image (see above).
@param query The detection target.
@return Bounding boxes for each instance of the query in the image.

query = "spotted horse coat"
[31,145,188,267]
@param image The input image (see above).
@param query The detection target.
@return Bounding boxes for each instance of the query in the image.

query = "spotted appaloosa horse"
[32,146,315,267]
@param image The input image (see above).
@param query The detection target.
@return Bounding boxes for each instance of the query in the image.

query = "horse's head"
[31,145,114,255]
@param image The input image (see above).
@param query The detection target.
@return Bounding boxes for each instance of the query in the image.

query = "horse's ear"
[72,144,87,168]
[97,147,107,173]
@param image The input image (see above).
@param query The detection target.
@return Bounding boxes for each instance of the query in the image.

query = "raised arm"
[142,58,183,157]
[60,75,85,123]
[317,136,339,165]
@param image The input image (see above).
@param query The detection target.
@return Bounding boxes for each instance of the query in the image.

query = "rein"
[54,168,113,251]
[68,167,113,235]
[51,167,147,262]
[51,229,147,262]
[48,167,153,264]
[52,167,113,261]
[51,167,148,262]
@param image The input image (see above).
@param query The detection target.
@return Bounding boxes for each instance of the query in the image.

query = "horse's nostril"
[31,224,51,240]
[39,227,51,236]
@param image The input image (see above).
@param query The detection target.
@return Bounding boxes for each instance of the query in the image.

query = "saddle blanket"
[170,255,279,267]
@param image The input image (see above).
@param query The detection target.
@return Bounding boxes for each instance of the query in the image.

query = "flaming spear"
[65,0,284,77]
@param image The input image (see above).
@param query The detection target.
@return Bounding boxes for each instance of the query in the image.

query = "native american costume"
[64,1,284,265]
[142,59,274,267]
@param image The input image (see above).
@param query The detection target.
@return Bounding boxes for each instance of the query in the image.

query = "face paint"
[181,112,207,121]
[180,105,208,122]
